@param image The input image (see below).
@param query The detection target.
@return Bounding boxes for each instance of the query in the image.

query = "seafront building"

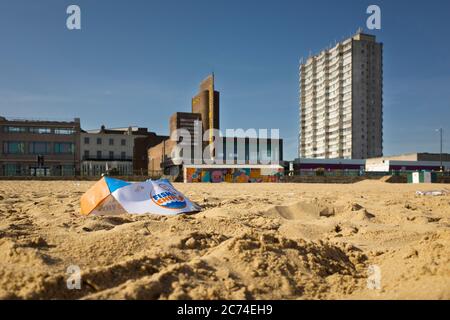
[299,31,383,159]
[293,153,450,175]
[80,127,139,176]
[0,116,81,176]
[365,153,450,172]
[0,115,167,177]
[80,126,167,176]
[148,75,284,179]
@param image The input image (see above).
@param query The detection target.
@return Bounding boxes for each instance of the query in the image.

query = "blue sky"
[0,0,449,160]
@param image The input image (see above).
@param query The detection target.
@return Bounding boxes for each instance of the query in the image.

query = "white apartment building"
[299,31,383,159]
[80,126,142,176]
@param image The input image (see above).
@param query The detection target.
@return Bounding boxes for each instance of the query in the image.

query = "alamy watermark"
[366,5,381,30]
[169,121,280,166]
[66,264,81,290]
[65,5,381,32]
[66,5,81,30]
[367,265,381,290]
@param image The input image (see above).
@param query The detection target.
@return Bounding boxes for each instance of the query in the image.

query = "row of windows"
[84,137,127,146]
[84,150,128,160]
[2,141,133,159]
[3,142,74,155]
[3,126,76,135]
[1,164,75,177]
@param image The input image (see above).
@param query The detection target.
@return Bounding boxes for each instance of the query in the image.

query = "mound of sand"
[0,180,449,299]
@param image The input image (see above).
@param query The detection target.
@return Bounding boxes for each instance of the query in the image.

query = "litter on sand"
[415,190,448,196]
[80,177,201,216]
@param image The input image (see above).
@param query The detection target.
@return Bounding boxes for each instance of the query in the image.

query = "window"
[109,151,114,159]
[84,150,89,159]
[97,138,102,145]
[29,127,51,134]
[55,128,75,135]
[29,142,50,154]
[5,126,26,133]
[109,138,114,146]
[4,142,25,154]
[121,139,126,146]
[97,151,102,159]
[84,137,90,144]
[54,143,74,154]
[121,151,126,160]
[4,164,19,176]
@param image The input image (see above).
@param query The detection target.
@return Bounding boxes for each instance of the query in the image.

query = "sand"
[0,180,449,300]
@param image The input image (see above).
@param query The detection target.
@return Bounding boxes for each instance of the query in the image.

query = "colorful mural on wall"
[185,167,283,183]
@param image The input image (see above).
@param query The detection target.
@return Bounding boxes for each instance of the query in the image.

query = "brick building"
[0,116,81,176]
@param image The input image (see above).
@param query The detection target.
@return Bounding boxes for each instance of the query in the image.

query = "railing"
[0,169,164,179]
[288,170,450,178]
[82,156,132,161]
[1,116,78,123]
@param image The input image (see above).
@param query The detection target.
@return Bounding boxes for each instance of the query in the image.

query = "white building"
[80,126,143,176]
[299,31,383,159]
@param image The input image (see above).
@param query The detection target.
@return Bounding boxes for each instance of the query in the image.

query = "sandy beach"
[0,180,449,300]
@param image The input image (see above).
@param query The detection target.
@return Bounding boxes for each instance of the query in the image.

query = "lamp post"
[436,128,443,172]
[73,125,77,177]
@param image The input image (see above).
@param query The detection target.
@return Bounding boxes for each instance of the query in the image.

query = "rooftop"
[0,115,80,124]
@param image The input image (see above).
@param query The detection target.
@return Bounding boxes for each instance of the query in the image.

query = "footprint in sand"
[80,216,132,232]
[264,201,337,220]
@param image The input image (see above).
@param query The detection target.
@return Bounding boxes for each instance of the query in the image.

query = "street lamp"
[73,125,77,177]
[436,128,443,172]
